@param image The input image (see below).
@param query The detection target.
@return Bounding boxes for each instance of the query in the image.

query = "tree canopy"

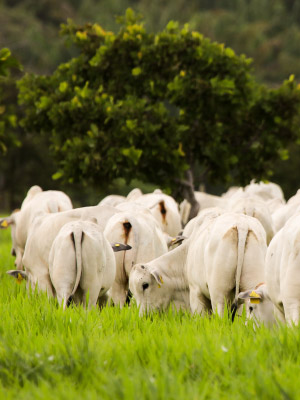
[18,10,300,215]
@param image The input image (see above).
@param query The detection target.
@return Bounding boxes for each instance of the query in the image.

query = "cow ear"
[238,290,262,304]
[150,270,164,288]
[0,216,14,229]
[6,270,28,283]
[111,243,132,252]
[167,235,187,248]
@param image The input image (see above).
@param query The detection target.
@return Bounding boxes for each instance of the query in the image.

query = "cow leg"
[283,300,300,326]
[210,291,232,317]
[189,286,210,315]
[274,306,285,324]
[110,281,127,307]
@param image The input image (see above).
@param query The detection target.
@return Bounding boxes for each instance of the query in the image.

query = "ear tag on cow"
[1,220,8,228]
[17,273,23,284]
[171,238,176,242]
[249,291,260,298]
[159,276,164,284]
[115,243,120,247]
[250,298,261,304]
[157,284,161,288]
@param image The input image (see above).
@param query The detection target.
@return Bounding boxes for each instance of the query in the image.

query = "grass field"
[0,227,299,399]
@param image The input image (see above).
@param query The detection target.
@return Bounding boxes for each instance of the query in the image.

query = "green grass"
[0,227,299,399]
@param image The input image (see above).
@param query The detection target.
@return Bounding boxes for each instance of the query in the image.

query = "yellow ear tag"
[1,220,8,228]
[159,276,164,284]
[158,284,161,288]
[250,298,261,304]
[115,243,120,247]
[171,238,176,242]
[17,273,23,284]
[249,291,260,298]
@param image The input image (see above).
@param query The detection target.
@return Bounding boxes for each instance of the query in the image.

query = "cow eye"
[249,306,253,313]
[142,283,149,291]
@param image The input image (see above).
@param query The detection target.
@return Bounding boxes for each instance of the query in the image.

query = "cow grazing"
[7,205,118,296]
[0,186,73,269]
[48,220,130,309]
[262,214,300,325]
[129,212,266,317]
[228,196,275,244]
[132,192,182,237]
[104,205,169,307]
[237,283,277,326]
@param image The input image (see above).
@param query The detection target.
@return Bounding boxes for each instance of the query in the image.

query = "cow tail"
[64,227,83,309]
[231,225,248,322]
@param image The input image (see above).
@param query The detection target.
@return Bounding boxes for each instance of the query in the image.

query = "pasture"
[0,227,299,399]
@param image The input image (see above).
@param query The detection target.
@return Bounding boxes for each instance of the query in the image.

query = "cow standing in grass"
[129,212,266,316]
[0,185,73,270]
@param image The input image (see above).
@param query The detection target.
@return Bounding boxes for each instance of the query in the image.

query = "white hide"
[104,207,168,307]
[129,212,266,317]
[0,186,73,269]
[180,192,228,226]
[264,213,300,325]
[132,192,182,237]
[98,195,126,207]
[244,181,285,202]
[49,220,116,308]
[228,196,274,244]
[20,205,118,296]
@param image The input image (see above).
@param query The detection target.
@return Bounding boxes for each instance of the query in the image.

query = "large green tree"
[18,10,300,217]
[0,48,21,154]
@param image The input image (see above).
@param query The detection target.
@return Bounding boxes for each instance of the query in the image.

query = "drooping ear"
[0,216,14,229]
[6,270,28,283]
[111,243,132,252]
[238,290,262,304]
[167,235,187,248]
[150,270,164,288]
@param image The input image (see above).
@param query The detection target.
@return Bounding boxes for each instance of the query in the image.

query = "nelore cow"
[7,205,118,296]
[129,212,266,316]
[238,213,300,326]
[48,220,130,309]
[0,185,73,269]
[104,204,169,307]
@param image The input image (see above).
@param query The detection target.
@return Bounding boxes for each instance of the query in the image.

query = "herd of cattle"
[1,181,300,326]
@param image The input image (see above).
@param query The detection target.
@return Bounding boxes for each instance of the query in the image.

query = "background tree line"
[1,0,300,209]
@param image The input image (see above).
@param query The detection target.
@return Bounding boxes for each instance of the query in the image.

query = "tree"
[0,48,22,155]
[18,10,300,217]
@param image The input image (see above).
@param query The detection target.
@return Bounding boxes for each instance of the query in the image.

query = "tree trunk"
[174,169,200,223]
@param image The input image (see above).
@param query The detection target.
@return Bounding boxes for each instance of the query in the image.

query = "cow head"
[129,263,171,316]
[238,284,276,326]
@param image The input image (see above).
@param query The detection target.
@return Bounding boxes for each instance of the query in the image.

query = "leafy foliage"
[18,11,300,194]
[0,48,22,154]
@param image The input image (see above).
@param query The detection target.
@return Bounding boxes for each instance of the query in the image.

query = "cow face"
[129,263,171,316]
[238,285,276,326]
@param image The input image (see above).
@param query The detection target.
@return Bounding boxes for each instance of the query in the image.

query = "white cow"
[228,196,275,244]
[263,214,300,325]
[132,192,182,237]
[237,283,277,326]
[49,220,130,309]
[244,181,285,202]
[0,186,73,269]
[182,207,226,238]
[104,205,169,307]
[98,195,126,207]
[272,201,300,232]
[180,192,228,226]
[129,212,266,316]
[7,205,118,296]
